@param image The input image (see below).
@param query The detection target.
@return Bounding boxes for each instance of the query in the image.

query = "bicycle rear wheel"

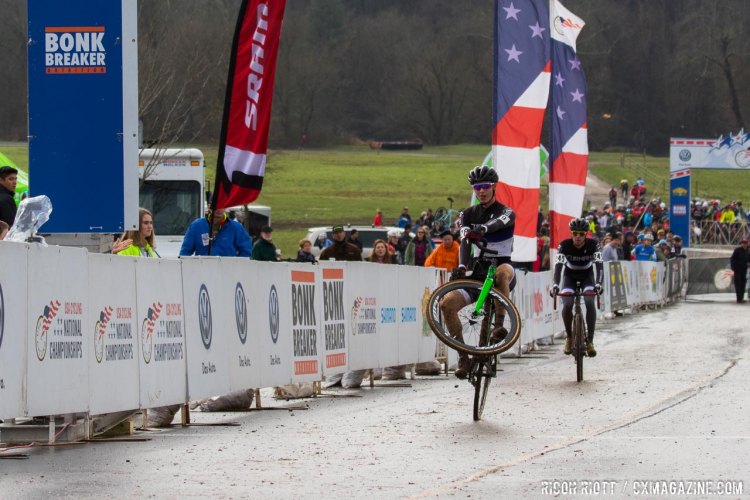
[426,279,521,356]
[573,311,585,382]
[472,358,494,421]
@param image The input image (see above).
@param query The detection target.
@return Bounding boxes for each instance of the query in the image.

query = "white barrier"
[288,264,323,383]
[136,258,186,409]
[0,240,685,420]
[88,254,140,415]
[27,246,89,416]
[256,263,294,388]
[0,243,27,419]
[181,258,231,401]
[514,270,556,347]
[225,260,262,393]
[342,263,377,371]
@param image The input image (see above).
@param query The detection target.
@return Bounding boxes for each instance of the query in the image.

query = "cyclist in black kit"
[551,218,603,357]
[440,166,517,379]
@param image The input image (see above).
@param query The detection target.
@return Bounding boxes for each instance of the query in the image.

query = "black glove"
[550,284,559,297]
[466,224,487,242]
[594,283,603,295]
[450,267,466,281]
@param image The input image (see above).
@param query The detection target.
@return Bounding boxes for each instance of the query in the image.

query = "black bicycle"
[553,282,599,383]
[426,241,521,420]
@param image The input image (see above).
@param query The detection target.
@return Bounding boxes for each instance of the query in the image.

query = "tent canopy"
[0,151,28,205]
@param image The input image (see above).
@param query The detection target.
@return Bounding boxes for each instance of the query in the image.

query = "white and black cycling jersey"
[553,238,604,285]
[457,200,515,267]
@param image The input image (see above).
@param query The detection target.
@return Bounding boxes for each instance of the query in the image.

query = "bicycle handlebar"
[555,290,599,297]
[471,238,499,256]
[552,289,601,310]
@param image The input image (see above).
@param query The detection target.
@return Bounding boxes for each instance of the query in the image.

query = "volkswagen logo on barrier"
[235,282,248,344]
[0,283,4,351]
[679,149,691,162]
[269,285,279,344]
[198,284,212,349]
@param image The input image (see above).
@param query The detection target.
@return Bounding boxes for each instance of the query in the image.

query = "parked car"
[305,225,411,259]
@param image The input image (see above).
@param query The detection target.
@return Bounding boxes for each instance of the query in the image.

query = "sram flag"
[212,0,286,209]
[493,0,551,262]
[548,0,588,249]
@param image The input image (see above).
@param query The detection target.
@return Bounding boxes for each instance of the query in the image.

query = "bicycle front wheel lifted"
[426,279,521,356]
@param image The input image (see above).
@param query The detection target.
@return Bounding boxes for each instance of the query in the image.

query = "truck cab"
[138,148,271,257]
[138,148,205,257]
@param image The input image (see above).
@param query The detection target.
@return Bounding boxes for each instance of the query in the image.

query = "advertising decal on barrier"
[320,265,349,375]
[181,258,230,401]
[289,266,321,382]
[417,267,440,363]
[136,259,187,408]
[623,262,639,305]
[607,262,627,311]
[226,260,262,392]
[88,254,140,415]
[516,271,555,346]
[397,266,421,366]
[341,263,378,372]
[27,246,89,416]
[376,267,400,369]
[0,243,28,419]
[257,263,293,388]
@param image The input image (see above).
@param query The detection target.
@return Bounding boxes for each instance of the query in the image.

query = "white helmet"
[387,229,401,238]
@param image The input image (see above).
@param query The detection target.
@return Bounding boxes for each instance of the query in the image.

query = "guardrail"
[0,243,685,420]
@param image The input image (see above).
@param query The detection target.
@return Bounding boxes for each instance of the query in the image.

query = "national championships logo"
[553,16,583,36]
[94,305,114,364]
[35,300,61,361]
[141,302,162,364]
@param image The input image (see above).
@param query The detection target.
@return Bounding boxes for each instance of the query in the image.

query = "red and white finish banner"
[213,0,286,209]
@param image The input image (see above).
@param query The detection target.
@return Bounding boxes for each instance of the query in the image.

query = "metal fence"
[690,220,750,246]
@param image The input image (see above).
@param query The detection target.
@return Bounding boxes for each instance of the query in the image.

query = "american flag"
[42,300,61,330]
[98,306,113,336]
[493,0,551,262]
[548,0,588,249]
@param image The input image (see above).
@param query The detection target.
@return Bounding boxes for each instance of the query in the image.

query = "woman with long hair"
[404,225,434,266]
[368,239,397,264]
[113,207,159,258]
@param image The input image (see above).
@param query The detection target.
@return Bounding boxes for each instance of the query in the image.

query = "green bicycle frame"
[472,263,497,315]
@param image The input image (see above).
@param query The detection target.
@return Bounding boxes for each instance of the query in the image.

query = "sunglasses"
[472,183,494,191]
[571,231,587,237]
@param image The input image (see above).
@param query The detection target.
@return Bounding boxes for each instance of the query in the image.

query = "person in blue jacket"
[631,233,656,261]
[179,208,253,257]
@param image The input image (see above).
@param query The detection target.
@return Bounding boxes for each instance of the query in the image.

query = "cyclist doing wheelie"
[440,166,517,379]
[551,218,604,357]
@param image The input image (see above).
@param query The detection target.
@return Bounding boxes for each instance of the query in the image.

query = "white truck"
[138,148,270,257]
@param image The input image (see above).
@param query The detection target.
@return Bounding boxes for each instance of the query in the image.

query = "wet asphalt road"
[1,294,748,499]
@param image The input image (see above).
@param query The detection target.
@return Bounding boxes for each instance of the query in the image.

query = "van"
[305,225,411,259]
[224,204,271,240]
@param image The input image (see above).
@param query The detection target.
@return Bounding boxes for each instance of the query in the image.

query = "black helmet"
[468,166,498,185]
[569,218,589,232]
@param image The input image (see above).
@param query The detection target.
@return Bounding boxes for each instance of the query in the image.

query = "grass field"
[1,143,747,256]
